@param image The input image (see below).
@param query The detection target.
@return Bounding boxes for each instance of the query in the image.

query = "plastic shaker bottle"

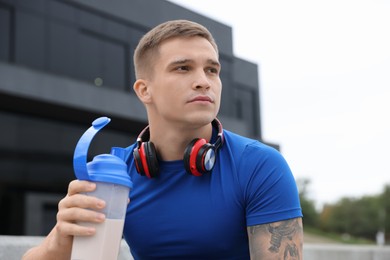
[71,117,132,260]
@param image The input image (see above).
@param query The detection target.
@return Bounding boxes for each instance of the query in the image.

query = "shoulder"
[223,130,278,152]
[222,130,287,168]
[121,142,138,169]
[221,130,295,197]
[222,131,302,225]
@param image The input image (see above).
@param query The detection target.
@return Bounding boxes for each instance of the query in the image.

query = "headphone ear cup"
[133,147,145,175]
[133,142,159,178]
[144,142,159,178]
[196,143,215,174]
[183,138,199,175]
[184,138,207,176]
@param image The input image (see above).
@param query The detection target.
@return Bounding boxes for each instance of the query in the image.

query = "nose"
[192,70,211,90]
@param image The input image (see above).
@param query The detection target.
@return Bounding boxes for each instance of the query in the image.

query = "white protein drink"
[71,219,125,260]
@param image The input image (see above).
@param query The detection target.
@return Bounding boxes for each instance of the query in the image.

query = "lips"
[188,95,213,103]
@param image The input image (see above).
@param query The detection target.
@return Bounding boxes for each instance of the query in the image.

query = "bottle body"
[71,182,130,260]
[71,118,132,260]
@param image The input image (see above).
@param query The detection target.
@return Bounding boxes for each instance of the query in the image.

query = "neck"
[148,121,213,161]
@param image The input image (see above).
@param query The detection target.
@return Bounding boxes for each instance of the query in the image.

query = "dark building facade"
[0,0,270,235]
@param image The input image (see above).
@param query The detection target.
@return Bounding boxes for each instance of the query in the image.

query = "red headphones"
[133,119,224,178]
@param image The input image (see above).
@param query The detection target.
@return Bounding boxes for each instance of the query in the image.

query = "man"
[23,19,303,259]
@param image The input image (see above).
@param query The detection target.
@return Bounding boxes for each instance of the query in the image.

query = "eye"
[206,67,219,75]
[175,65,190,71]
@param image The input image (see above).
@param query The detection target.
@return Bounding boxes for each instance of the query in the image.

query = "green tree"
[320,195,382,240]
[296,178,319,228]
[379,184,390,242]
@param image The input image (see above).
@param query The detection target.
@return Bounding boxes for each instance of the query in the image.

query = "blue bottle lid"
[73,117,133,188]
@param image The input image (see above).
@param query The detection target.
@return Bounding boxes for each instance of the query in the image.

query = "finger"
[57,207,105,224]
[58,193,106,211]
[56,221,97,237]
[67,180,96,196]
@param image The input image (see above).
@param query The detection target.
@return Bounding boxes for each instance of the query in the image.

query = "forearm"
[22,180,104,259]
[22,225,73,260]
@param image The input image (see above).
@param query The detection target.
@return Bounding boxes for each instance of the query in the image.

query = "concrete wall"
[1,236,390,260]
[0,236,134,260]
[304,244,390,260]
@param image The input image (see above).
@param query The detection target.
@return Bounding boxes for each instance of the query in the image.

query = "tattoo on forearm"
[268,220,296,253]
[284,243,299,259]
[248,218,302,260]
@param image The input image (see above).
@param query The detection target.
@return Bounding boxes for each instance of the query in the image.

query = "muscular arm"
[247,217,303,260]
[22,180,106,260]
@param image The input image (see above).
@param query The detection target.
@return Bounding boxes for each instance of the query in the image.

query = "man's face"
[146,36,222,128]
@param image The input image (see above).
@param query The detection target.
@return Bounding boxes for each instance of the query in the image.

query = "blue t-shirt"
[122,129,302,259]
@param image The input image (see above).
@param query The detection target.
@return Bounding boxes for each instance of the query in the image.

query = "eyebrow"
[168,58,220,68]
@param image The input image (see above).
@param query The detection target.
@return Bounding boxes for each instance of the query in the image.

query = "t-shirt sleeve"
[238,142,303,226]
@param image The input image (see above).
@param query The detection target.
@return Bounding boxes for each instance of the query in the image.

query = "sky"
[168,0,390,208]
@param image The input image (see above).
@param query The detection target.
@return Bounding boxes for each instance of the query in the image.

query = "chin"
[186,113,216,125]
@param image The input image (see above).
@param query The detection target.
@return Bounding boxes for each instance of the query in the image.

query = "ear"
[133,79,152,104]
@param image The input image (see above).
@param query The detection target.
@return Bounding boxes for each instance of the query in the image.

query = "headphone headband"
[136,119,224,149]
[134,119,224,178]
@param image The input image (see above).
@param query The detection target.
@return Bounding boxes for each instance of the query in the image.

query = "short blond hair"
[133,19,218,79]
